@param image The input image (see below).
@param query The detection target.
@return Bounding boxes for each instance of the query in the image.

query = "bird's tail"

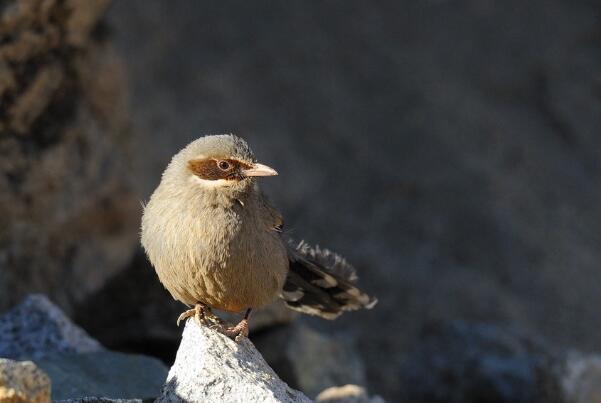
[280,240,377,319]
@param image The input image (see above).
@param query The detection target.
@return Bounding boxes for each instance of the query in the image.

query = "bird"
[141,134,376,340]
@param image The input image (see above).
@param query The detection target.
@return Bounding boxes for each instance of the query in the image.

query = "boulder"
[0,295,167,401]
[157,319,311,403]
[0,0,138,315]
[0,358,51,403]
[0,295,101,360]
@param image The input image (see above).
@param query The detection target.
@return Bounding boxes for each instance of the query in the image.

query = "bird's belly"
[201,249,288,312]
[158,230,289,313]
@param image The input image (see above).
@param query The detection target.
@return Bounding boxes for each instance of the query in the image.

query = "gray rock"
[157,319,311,403]
[0,294,102,360]
[399,321,564,403]
[0,294,168,401]
[36,351,167,401]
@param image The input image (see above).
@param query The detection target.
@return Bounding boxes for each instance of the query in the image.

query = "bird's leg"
[220,308,252,342]
[177,303,217,326]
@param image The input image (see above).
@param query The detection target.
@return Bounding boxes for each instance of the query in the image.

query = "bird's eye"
[217,160,231,171]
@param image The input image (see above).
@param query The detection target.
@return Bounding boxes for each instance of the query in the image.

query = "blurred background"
[1,0,600,402]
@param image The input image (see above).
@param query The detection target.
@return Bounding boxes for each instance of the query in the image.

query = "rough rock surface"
[0,358,51,403]
[157,319,311,403]
[0,295,167,401]
[0,295,101,360]
[0,0,138,314]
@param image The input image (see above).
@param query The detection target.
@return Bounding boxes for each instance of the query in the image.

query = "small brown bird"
[141,134,376,340]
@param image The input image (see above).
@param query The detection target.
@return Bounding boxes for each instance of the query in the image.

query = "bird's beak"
[242,162,278,177]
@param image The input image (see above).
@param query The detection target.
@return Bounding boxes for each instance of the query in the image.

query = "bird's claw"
[177,305,249,342]
[176,308,197,326]
[234,327,249,342]
[218,319,249,342]
[177,304,221,327]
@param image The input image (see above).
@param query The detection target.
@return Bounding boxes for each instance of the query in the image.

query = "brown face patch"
[187,158,253,181]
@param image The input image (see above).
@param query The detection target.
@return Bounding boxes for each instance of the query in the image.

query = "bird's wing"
[281,240,377,319]
[257,193,284,232]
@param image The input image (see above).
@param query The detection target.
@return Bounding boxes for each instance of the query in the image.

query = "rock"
[35,352,167,401]
[253,323,367,398]
[316,385,385,403]
[0,358,51,403]
[0,0,138,315]
[561,353,601,403]
[0,295,101,360]
[0,294,168,401]
[399,321,564,403]
[157,319,311,403]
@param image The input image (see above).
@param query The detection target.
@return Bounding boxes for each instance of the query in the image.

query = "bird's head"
[165,134,277,195]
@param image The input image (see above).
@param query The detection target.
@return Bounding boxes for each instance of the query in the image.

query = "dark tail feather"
[281,240,377,319]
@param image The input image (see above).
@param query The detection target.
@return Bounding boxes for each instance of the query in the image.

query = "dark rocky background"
[2,0,600,402]
[0,0,138,313]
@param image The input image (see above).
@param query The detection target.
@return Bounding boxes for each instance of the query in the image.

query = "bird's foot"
[217,308,252,342]
[218,318,249,342]
[177,304,220,327]
[176,308,195,326]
